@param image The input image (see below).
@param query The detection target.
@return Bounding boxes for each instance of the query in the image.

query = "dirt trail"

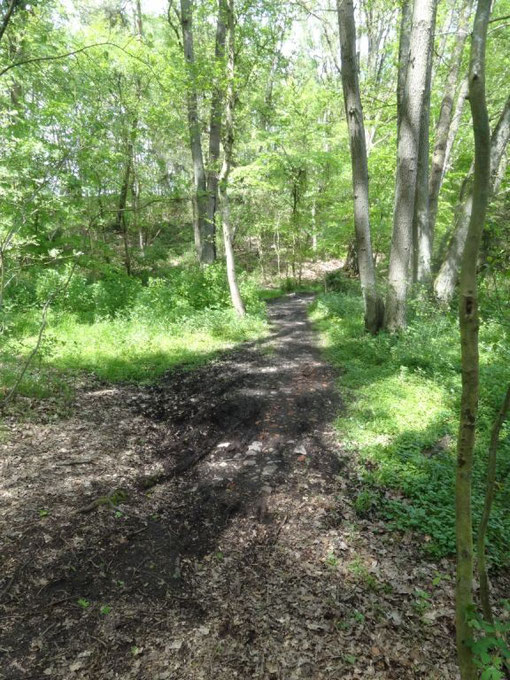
[1,294,460,679]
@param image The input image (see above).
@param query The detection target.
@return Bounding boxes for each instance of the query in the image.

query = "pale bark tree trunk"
[396,0,412,137]
[205,0,227,258]
[218,0,245,317]
[443,77,469,181]
[434,95,510,302]
[180,0,214,264]
[385,0,437,331]
[455,1,491,677]
[412,0,437,283]
[337,0,383,334]
[428,4,471,239]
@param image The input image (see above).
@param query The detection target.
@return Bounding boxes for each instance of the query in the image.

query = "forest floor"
[0,294,466,679]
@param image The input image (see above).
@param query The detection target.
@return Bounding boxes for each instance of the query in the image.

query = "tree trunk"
[205,0,228,259]
[385,0,437,331]
[218,0,245,317]
[428,4,471,241]
[412,0,437,283]
[396,0,412,138]
[115,145,133,276]
[455,1,491,677]
[337,0,383,334]
[443,77,469,181]
[434,95,510,303]
[180,0,214,264]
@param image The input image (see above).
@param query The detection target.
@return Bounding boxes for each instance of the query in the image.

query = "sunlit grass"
[0,308,268,397]
[310,286,510,565]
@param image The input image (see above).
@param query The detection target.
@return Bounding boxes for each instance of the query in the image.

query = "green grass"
[0,307,268,399]
[310,285,510,565]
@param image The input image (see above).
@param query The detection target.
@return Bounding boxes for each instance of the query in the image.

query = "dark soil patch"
[0,294,484,679]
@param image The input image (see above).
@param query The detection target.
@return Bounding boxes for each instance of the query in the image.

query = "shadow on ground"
[0,294,463,679]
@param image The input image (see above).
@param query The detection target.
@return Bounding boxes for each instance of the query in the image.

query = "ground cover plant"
[310,281,510,566]
[1,0,509,677]
[0,263,267,398]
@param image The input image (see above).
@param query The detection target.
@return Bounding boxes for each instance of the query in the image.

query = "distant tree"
[179,0,215,264]
[336,0,383,333]
[218,0,244,316]
[434,96,510,303]
[385,0,437,331]
[427,1,472,248]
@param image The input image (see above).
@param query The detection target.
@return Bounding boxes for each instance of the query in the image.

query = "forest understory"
[1,293,507,679]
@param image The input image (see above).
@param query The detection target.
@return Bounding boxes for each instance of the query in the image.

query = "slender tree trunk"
[180,0,214,264]
[218,0,245,317]
[0,0,17,44]
[412,0,437,283]
[115,146,133,276]
[205,0,227,259]
[443,77,469,181]
[434,95,510,302]
[428,4,471,240]
[385,0,437,331]
[397,0,412,138]
[455,1,491,677]
[337,0,383,334]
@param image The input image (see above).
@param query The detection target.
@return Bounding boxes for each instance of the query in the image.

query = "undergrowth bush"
[0,263,268,394]
[311,286,510,566]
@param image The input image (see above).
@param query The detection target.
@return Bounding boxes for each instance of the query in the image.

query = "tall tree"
[412,0,438,283]
[205,0,228,256]
[428,2,471,242]
[454,0,491,676]
[218,0,245,317]
[384,0,437,331]
[180,0,215,264]
[434,95,510,302]
[336,0,383,333]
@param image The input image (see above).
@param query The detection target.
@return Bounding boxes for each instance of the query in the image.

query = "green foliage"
[354,489,381,517]
[468,604,510,679]
[311,287,510,564]
[1,266,269,393]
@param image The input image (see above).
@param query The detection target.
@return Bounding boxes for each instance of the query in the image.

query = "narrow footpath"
[1,294,459,679]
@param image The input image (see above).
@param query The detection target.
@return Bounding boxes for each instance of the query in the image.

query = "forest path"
[1,295,459,679]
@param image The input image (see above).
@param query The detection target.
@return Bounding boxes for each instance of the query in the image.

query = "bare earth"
[0,294,473,678]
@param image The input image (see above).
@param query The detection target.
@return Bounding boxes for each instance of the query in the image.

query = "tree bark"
[434,95,510,302]
[180,0,214,264]
[218,0,245,317]
[396,0,412,138]
[385,0,437,331]
[337,0,383,334]
[428,4,471,241]
[455,1,491,677]
[412,0,437,283]
[443,77,469,181]
[205,0,228,260]
[115,142,134,276]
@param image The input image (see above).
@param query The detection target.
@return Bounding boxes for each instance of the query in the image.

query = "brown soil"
[0,294,475,678]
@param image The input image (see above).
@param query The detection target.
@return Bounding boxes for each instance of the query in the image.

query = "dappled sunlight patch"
[1,312,268,389]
